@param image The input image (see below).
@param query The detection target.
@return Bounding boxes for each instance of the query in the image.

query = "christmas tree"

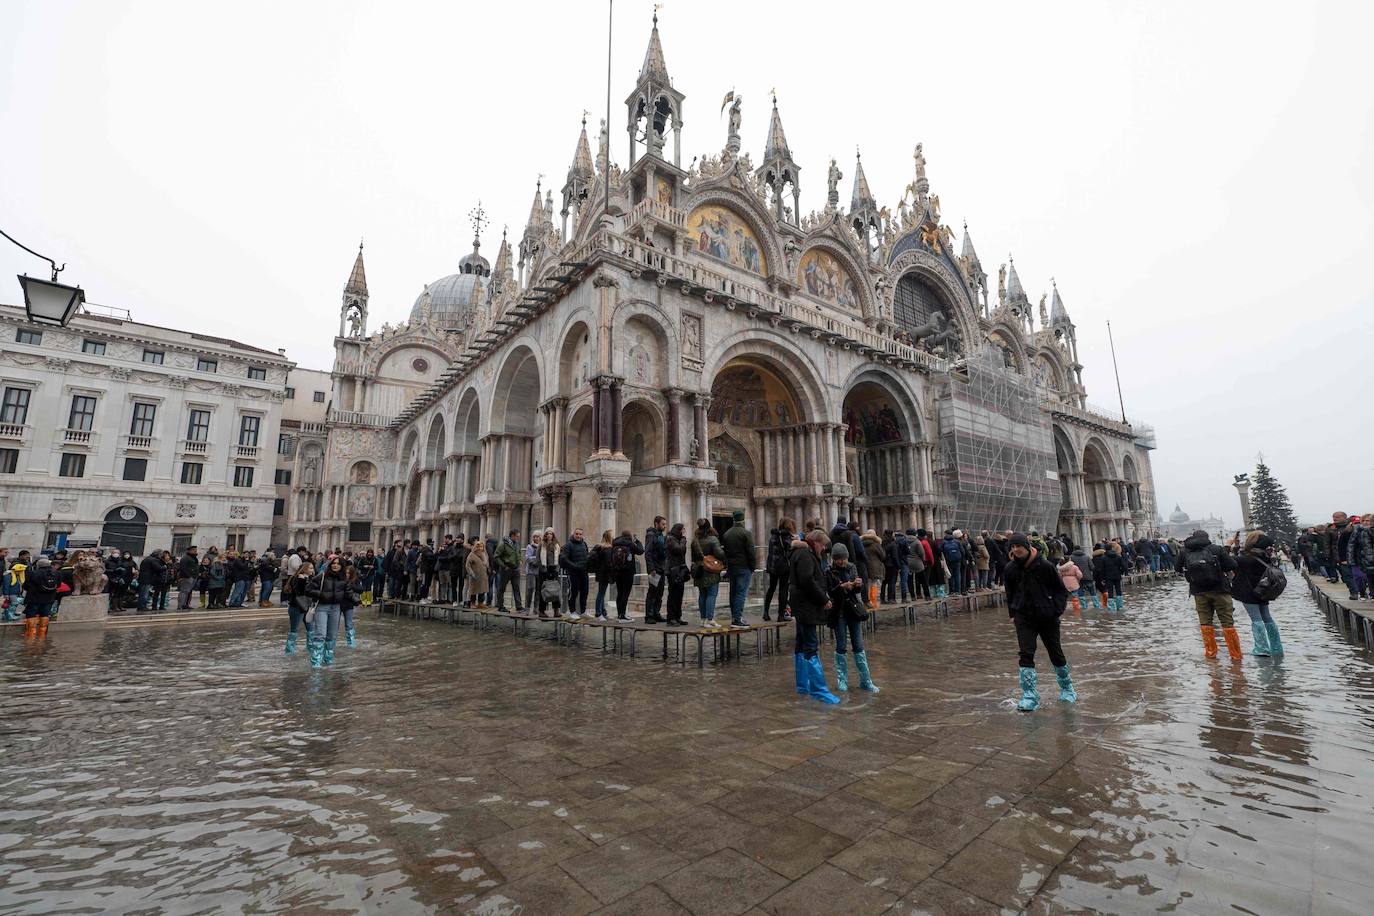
[1249,459,1298,543]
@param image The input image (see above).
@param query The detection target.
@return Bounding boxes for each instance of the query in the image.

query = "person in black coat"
[1231,532,1284,657]
[137,552,165,612]
[559,529,591,616]
[787,530,840,704]
[1004,533,1075,711]
[22,556,61,638]
[305,557,361,667]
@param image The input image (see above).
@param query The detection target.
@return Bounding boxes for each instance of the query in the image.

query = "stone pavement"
[1,576,1370,914]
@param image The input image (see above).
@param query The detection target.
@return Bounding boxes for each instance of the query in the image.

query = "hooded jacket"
[787,539,829,626]
[1004,549,1068,621]
[1070,548,1094,583]
[1057,558,1083,591]
[861,534,886,581]
[1175,531,1237,595]
[559,537,590,572]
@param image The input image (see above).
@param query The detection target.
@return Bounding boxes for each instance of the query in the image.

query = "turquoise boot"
[308,635,324,669]
[1089,591,1102,610]
[1264,620,1284,655]
[1017,668,1040,711]
[285,631,298,655]
[345,627,356,648]
[1250,620,1271,656]
[805,655,841,704]
[794,654,808,695]
[324,638,336,666]
[1054,664,1077,703]
[854,650,880,693]
[834,653,849,692]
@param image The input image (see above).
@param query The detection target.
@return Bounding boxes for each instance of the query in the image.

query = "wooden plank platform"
[1304,570,1374,649]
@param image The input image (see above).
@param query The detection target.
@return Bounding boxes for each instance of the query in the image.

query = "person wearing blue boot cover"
[787,528,840,704]
[1004,533,1077,710]
[825,543,880,693]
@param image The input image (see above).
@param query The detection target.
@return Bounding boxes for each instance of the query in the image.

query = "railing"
[235,444,260,460]
[62,428,93,445]
[1040,398,1135,437]
[123,434,153,451]
[1131,423,1157,450]
[0,423,26,440]
[626,198,687,231]
[181,439,209,455]
[329,409,390,428]
[300,421,330,435]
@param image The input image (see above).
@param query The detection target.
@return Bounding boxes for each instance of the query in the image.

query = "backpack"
[1183,547,1223,590]
[610,544,632,572]
[1252,558,1287,602]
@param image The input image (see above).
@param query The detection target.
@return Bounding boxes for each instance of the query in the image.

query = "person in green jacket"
[690,518,726,628]
[494,530,524,613]
[720,508,756,627]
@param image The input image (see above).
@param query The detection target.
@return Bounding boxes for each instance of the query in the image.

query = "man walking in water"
[1177,529,1241,661]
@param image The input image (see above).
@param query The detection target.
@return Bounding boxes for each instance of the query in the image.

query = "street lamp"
[3,228,85,326]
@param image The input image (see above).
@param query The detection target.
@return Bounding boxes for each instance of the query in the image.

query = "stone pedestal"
[56,594,108,626]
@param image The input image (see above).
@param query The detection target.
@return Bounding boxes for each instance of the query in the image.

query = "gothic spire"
[568,117,594,183]
[960,222,979,264]
[638,11,670,84]
[344,240,368,297]
[764,94,791,161]
[1006,255,1026,300]
[850,149,875,212]
[527,179,545,228]
[1050,280,1070,325]
[756,93,801,222]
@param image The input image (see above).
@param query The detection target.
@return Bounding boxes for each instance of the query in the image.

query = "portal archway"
[102,505,148,557]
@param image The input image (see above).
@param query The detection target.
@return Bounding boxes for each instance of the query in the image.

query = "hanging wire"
[0,228,64,281]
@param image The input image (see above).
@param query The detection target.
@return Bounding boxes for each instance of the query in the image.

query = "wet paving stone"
[4,577,1373,913]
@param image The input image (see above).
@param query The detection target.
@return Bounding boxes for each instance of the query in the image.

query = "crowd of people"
[7,508,1365,703]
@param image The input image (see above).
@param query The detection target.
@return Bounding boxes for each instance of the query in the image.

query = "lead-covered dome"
[411,244,490,328]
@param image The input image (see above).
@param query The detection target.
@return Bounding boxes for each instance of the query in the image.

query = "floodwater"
[2,578,1372,915]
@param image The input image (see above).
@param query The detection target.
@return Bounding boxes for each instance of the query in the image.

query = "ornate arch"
[703,328,830,424]
[555,306,596,394]
[488,342,544,436]
[886,247,980,348]
[424,413,447,469]
[451,386,482,454]
[840,364,927,442]
[1052,424,1080,474]
[611,300,678,389]
[363,338,453,377]
[1083,436,1117,479]
[683,185,784,284]
[1032,346,1068,393]
[984,325,1029,375]
[794,238,876,319]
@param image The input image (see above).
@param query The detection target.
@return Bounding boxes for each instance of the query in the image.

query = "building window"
[226,532,246,552]
[273,498,286,516]
[233,466,254,488]
[186,408,211,442]
[142,349,164,365]
[171,532,192,555]
[68,395,97,431]
[247,367,267,381]
[277,432,290,455]
[274,468,292,485]
[59,453,86,478]
[181,462,203,484]
[82,339,106,355]
[15,328,42,345]
[123,457,148,481]
[196,357,218,373]
[348,521,372,543]
[1,387,31,425]
[312,391,326,403]
[284,387,295,399]
[0,448,17,473]
[130,402,157,437]
[238,415,260,447]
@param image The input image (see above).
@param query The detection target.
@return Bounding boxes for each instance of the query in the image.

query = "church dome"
[1169,504,1190,524]
[411,252,490,329]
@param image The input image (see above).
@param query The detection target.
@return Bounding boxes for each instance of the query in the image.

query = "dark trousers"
[644,573,665,619]
[497,569,522,610]
[614,572,634,618]
[666,576,685,620]
[911,565,930,599]
[566,569,589,614]
[763,569,789,618]
[793,621,820,658]
[1014,615,1066,669]
[882,569,898,602]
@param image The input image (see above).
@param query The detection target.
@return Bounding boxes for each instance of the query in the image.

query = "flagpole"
[1106,320,1127,424]
[602,0,613,228]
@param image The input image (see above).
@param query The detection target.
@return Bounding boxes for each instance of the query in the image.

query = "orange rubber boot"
[1222,627,1243,661]
[1200,625,1218,659]
[37,617,49,638]
[23,617,37,639]
[1070,596,1082,612]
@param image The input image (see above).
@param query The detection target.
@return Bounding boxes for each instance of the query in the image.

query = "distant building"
[1159,504,1226,540]
[0,304,293,555]
[273,366,332,548]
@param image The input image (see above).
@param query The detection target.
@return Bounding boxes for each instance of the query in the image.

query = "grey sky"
[3,0,1370,524]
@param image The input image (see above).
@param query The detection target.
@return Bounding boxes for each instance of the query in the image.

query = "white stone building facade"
[0,304,293,555]
[282,18,1157,553]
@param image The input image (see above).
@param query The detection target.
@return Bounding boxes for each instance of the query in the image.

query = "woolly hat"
[732,508,745,522]
[831,542,849,560]
[35,557,52,567]
[1009,533,1031,550]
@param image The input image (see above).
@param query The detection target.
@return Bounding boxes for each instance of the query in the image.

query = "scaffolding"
[934,346,1060,533]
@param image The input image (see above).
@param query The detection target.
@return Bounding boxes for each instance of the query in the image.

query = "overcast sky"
[2,0,1370,524]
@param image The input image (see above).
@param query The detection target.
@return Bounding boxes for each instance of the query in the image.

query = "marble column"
[609,381,624,457]
[667,482,684,526]
[692,395,709,465]
[666,388,684,462]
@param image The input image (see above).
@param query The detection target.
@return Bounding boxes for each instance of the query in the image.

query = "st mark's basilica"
[282,16,1158,556]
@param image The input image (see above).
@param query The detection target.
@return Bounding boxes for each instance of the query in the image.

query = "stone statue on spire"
[826,158,842,210]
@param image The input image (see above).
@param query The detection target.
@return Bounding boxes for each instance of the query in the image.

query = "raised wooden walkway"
[1304,568,1374,649]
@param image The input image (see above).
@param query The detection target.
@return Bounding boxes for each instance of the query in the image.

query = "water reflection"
[1,578,1371,913]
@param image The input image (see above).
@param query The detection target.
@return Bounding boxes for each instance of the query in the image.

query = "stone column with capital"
[667,481,684,525]
[692,394,709,466]
[665,388,684,462]
[596,479,622,535]
[609,379,624,457]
